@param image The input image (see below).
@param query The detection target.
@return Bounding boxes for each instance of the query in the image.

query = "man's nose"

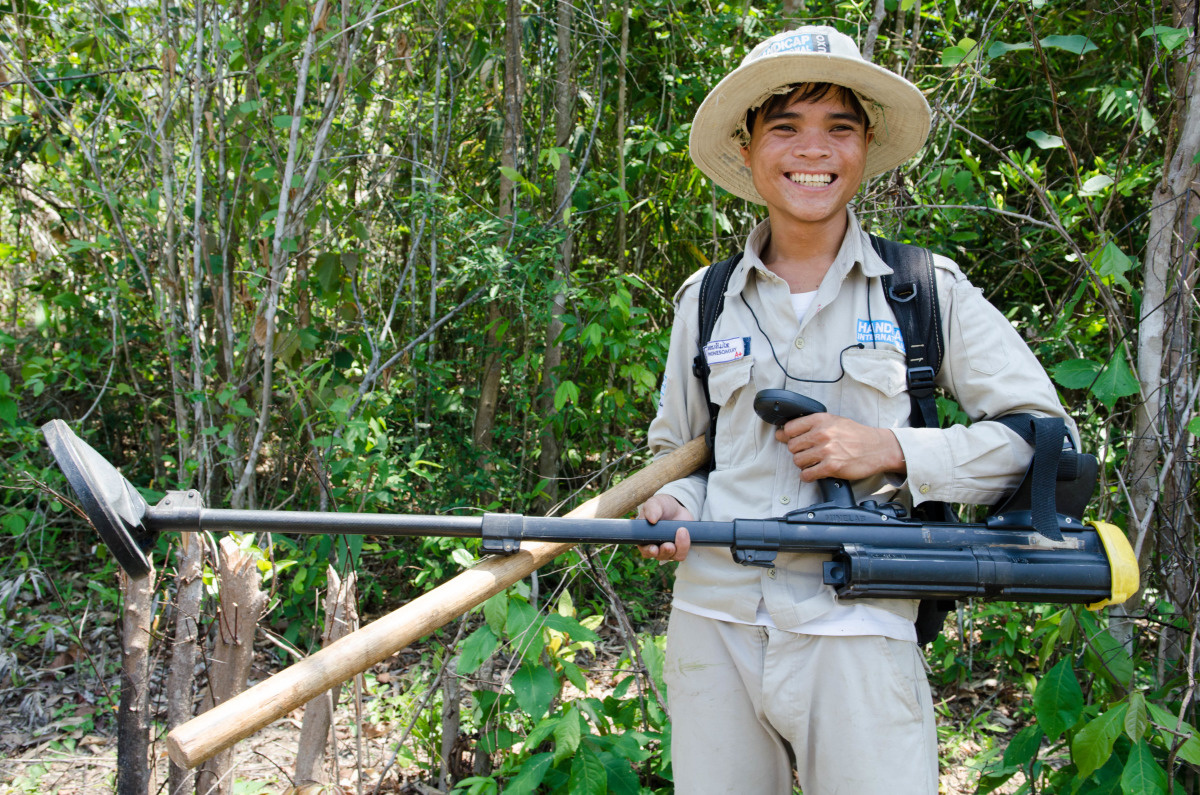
[791,130,831,158]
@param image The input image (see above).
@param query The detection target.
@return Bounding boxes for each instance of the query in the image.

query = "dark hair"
[745,83,869,136]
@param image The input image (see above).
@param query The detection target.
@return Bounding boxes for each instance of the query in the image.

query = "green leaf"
[988,40,1035,59]
[1040,35,1098,55]
[477,727,517,754]
[1146,702,1200,764]
[511,662,560,720]
[1121,741,1167,794]
[1073,703,1127,779]
[498,166,523,183]
[483,592,508,636]
[1027,130,1064,149]
[554,379,580,411]
[0,397,16,426]
[506,600,546,662]
[941,46,969,67]
[568,744,607,795]
[1092,354,1140,410]
[524,715,562,751]
[1140,26,1190,52]
[553,707,582,764]
[1094,241,1135,292]
[1187,416,1200,436]
[1125,691,1148,741]
[1080,175,1114,195]
[51,292,83,309]
[1178,733,1200,765]
[1053,358,1101,389]
[543,614,600,643]
[504,753,553,795]
[272,114,295,129]
[315,252,341,295]
[1033,659,1084,741]
[457,626,498,676]
[641,636,666,695]
[1004,724,1044,767]
[1083,629,1134,687]
[560,659,589,694]
[599,752,641,795]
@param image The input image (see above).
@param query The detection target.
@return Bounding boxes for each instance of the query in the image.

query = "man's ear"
[866,128,876,146]
[741,144,751,168]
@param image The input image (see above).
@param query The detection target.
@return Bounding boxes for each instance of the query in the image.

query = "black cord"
[741,294,864,385]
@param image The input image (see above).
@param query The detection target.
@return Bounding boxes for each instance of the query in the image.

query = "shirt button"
[779,495,790,505]
[767,568,777,580]
[919,484,931,494]
[794,337,805,349]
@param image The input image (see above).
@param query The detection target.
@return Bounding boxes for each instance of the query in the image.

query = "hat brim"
[689,53,931,204]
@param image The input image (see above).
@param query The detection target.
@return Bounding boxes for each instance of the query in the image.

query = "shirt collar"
[725,208,893,298]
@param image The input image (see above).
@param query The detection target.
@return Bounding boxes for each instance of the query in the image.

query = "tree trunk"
[116,569,155,795]
[535,0,574,512]
[438,655,462,789]
[472,0,523,478]
[1129,11,1199,556]
[615,0,629,270]
[195,537,268,795]
[168,533,205,795]
[1122,7,1199,651]
[294,567,359,786]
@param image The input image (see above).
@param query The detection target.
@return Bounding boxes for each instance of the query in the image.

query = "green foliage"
[440,586,671,794]
[0,0,1195,791]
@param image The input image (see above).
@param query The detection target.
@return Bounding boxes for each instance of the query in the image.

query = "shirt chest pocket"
[707,355,759,469]
[839,348,912,429]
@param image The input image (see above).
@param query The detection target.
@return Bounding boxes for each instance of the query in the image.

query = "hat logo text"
[758,33,831,59]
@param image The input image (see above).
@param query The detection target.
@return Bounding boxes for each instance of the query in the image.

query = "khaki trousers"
[664,608,938,795]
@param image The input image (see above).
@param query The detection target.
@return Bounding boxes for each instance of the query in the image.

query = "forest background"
[0,0,1198,792]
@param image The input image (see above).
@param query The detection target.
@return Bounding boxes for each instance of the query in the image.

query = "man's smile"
[787,172,835,185]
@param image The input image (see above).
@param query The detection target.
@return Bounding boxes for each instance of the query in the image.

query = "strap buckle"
[906,365,936,397]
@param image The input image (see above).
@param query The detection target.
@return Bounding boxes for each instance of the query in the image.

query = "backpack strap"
[692,253,743,466]
[870,235,942,430]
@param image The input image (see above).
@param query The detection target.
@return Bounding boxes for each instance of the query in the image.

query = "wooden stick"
[167,436,707,769]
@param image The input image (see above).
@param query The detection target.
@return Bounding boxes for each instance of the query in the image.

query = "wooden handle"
[167,436,708,768]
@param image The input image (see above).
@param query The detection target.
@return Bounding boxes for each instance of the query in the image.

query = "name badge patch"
[704,336,751,365]
[856,319,905,352]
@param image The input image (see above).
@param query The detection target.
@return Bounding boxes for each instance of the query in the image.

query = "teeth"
[789,173,833,185]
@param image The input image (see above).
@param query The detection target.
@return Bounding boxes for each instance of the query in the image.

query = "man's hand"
[777,413,906,482]
[635,494,693,562]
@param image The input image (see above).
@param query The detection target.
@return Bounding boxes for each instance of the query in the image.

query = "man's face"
[740,89,873,230]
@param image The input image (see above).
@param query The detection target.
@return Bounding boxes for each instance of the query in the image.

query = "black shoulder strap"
[870,235,942,430]
[692,253,742,462]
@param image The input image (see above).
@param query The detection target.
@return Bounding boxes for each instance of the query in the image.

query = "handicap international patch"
[856,319,905,352]
[703,336,751,365]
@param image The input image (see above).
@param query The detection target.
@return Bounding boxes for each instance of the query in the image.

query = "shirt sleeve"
[647,274,712,518]
[891,255,1079,507]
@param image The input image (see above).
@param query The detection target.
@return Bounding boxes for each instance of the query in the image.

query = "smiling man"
[635,26,1075,795]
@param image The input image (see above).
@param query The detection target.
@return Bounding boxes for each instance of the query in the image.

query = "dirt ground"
[0,673,1024,794]
[0,710,1013,795]
[0,609,1025,794]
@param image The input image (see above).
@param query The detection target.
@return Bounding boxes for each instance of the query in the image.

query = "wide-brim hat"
[690,26,931,204]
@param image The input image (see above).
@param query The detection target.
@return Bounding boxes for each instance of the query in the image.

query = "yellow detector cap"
[1086,520,1140,610]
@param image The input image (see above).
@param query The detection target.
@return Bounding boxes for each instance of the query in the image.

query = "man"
[636,26,1075,794]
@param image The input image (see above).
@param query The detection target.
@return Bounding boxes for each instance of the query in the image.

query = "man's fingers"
[674,528,691,560]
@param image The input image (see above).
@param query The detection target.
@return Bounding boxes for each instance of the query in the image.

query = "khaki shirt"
[649,211,1077,626]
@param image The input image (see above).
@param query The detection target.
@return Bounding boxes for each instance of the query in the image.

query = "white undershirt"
[790,290,818,325]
